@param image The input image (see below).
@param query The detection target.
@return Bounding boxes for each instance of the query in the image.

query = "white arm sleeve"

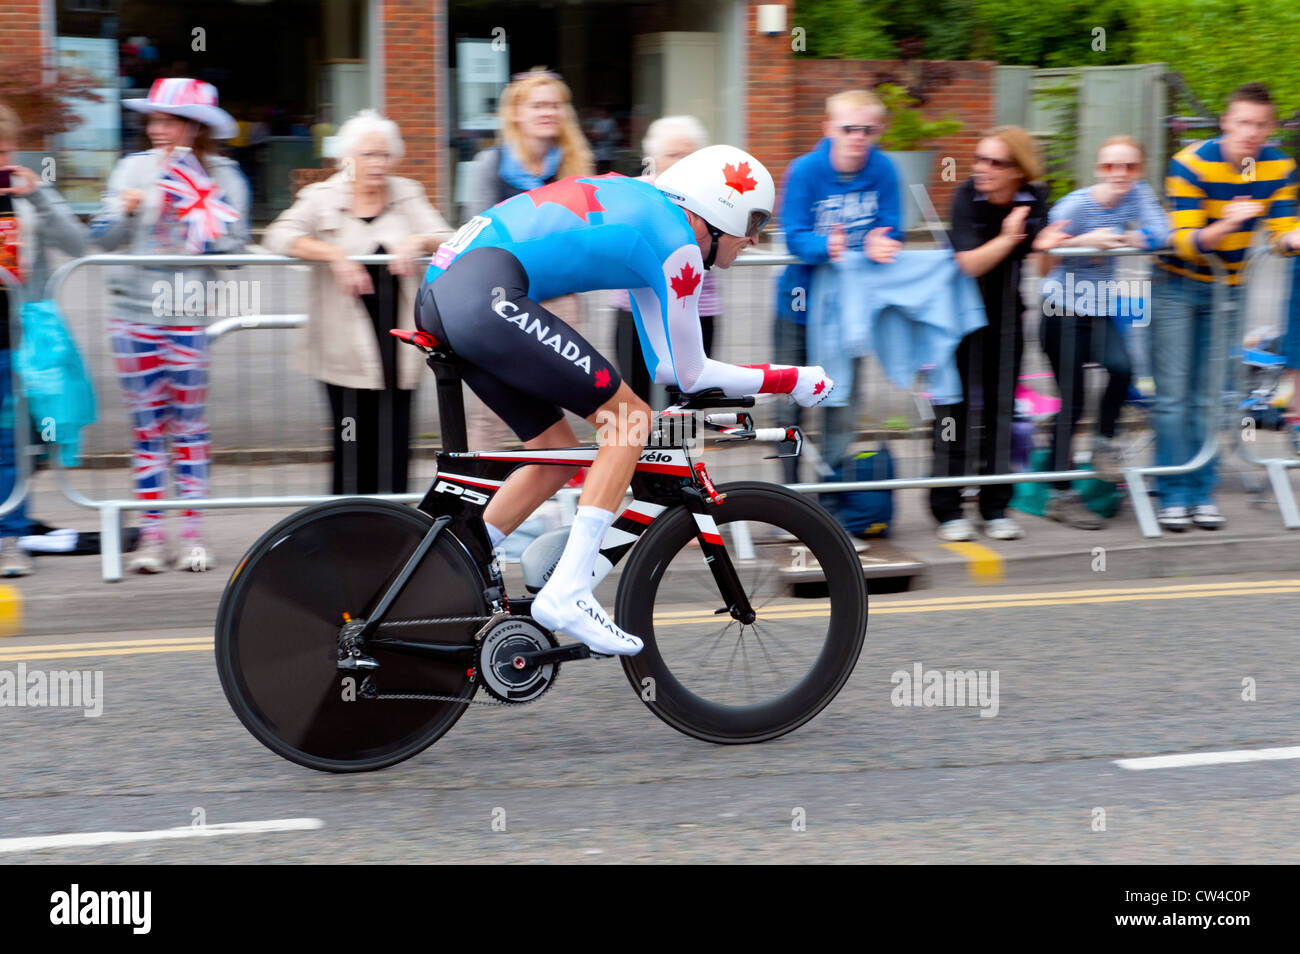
[641,244,768,396]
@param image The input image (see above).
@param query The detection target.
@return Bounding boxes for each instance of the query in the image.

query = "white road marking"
[1114,746,1300,771]
[0,817,324,853]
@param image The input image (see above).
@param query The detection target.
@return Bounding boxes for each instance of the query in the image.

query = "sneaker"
[1091,437,1125,483]
[128,538,169,574]
[983,517,1025,540]
[0,537,32,577]
[936,518,976,542]
[1046,490,1104,530]
[175,540,216,572]
[1191,504,1226,530]
[1157,505,1191,532]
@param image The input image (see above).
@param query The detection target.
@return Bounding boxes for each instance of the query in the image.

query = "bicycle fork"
[681,483,756,625]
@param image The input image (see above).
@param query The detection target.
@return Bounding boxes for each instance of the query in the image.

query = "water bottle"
[519,526,614,594]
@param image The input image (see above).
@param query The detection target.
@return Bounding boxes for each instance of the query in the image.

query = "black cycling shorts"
[417,246,623,442]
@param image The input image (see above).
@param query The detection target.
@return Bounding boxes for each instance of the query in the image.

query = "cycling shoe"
[531,587,644,656]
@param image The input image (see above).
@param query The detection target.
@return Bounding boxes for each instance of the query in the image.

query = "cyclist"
[417,145,834,656]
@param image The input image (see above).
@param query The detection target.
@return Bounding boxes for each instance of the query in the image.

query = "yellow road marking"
[0,584,23,638]
[647,578,1300,618]
[0,643,213,663]
[939,541,1005,583]
[2,636,212,652]
[3,579,1299,659]
[653,584,1300,626]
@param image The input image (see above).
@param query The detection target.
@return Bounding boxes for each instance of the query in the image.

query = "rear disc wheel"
[215,500,487,772]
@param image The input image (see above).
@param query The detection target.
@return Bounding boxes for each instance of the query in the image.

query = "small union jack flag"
[157,151,239,252]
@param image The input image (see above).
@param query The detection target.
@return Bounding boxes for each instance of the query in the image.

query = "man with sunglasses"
[774,89,904,484]
[417,145,833,656]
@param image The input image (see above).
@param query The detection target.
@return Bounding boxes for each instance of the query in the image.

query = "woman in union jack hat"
[90,77,250,574]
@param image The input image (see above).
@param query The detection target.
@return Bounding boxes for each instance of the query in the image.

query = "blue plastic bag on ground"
[15,299,97,467]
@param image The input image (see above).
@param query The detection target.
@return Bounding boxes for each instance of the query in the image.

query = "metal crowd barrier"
[1215,248,1300,528]
[31,241,1300,581]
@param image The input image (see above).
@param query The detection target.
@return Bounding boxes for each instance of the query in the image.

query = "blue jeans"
[1150,269,1240,508]
[0,349,32,537]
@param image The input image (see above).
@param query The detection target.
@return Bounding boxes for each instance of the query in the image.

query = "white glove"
[791,365,834,407]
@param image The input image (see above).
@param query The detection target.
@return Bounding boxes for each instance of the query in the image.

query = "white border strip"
[1114,746,1300,771]
[0,818,324,853]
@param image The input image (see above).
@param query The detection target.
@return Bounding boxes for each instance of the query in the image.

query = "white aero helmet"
[654,144,775,241]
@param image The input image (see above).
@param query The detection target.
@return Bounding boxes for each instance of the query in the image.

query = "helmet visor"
[745,209,772,239]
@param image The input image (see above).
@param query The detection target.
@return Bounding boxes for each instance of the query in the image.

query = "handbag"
[15,299,97,467]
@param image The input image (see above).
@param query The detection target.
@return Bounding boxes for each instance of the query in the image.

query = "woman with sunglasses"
[932,126,1048,543]
[1032,135,1169,530]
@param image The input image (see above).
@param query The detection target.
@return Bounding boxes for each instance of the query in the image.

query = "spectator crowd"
[1,71,1299,580]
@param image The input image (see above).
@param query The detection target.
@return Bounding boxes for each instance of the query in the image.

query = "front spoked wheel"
[615,482,868,743]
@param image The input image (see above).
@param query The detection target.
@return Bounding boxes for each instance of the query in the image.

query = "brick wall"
[381,0,448,214]
[744,0,800,185]
[0,0,48,151]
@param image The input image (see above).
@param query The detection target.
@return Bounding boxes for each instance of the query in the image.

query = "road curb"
[10,525,1297,638]
[918,532,1300,589]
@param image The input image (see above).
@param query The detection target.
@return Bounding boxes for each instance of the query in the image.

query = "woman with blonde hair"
[462,67,594,221]
[931,125,1049,543]
[462,68,594,458]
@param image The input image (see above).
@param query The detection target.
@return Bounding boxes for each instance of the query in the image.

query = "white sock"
[532,506,643,655]
[547,506,614,593]
[485,522,507,550]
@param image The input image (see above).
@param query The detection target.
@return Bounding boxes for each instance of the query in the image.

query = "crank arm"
[514,641,593,666]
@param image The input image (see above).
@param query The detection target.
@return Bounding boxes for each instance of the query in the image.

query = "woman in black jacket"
[932,125,1048,543]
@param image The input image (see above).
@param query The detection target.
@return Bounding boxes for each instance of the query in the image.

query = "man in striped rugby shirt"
[1152,82,1300,531]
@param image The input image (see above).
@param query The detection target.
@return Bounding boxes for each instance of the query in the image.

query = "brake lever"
[763,426,804,460]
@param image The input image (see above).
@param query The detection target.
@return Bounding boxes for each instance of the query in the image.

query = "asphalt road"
[2,572,1298,864]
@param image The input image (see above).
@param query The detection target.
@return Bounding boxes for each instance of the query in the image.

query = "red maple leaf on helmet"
[670,263,702,301]
[813,379,826,395]
[722,161,757,195]
[594,368,612,388]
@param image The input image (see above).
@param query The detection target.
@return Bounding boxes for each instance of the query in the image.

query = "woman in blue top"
[1034,135,1170,529]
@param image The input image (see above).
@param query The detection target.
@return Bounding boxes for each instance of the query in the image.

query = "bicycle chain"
[361,612,549,707]
[377,615,496,629]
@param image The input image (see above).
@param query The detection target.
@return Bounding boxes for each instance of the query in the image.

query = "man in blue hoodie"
[774,89,904,483]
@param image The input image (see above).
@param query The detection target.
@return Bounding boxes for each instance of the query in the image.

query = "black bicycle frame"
[350,349,757,658]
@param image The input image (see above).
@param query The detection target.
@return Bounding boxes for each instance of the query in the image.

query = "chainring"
[475,616,560,704]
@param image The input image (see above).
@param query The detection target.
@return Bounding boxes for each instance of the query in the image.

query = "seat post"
[428,355,469,453]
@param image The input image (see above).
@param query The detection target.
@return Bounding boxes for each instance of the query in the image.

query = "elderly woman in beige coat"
[263,109,452,494]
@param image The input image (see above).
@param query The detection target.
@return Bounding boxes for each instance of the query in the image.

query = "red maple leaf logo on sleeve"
[813,379,826,395]
[722,161,757,195]
[670,262,702,301]
[594,368,612,388]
